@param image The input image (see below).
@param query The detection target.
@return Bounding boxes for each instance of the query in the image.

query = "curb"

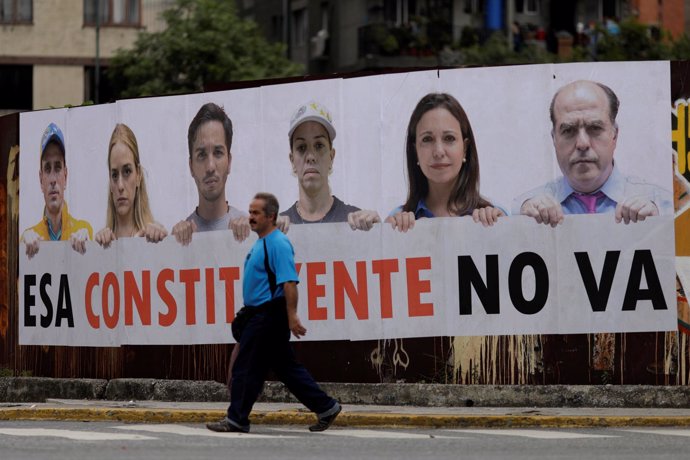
[2,407,690,428]
[4,378,690,408]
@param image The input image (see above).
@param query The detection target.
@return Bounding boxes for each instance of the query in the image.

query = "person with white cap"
[21,122,93,258]
[281,101,380,230]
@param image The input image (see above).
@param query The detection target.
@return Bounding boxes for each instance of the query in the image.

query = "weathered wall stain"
[370,339,411,378]
[452,335,542,384]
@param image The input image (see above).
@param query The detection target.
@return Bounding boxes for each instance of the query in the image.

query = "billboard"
[18,61,676,346]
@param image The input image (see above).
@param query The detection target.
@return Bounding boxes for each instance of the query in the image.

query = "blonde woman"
[95,123,167,247]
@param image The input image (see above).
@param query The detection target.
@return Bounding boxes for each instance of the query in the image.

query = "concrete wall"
[632,0,687,37]
[663,0,686,37]
[33,66,84,109]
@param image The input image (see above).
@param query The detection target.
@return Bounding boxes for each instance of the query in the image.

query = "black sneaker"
[309,403,342,432]
[206,418,249,433]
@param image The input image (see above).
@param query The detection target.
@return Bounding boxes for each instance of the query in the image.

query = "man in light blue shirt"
[513,80,672,226]
[207,192,340,434]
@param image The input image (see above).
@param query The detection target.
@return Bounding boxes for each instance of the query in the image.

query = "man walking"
[207,192,341,433]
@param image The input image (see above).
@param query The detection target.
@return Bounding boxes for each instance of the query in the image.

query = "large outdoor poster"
[18,61,676,346]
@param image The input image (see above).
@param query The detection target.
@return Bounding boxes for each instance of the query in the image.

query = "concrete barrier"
[2,377,690,408]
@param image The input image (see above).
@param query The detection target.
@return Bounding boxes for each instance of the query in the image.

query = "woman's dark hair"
[403,93,492,215]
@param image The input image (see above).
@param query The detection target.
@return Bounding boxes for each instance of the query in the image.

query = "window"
[271,14,284,42]
[383,0,410,26]
[320,1,329,32]
[0,0,32,23]
[515,0,539,14]
[291,8,307,47]
[84,0,140,27]
[464,0,482,14]
[0,65,32,110]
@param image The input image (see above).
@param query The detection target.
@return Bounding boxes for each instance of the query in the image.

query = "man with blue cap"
[21,123,93,258]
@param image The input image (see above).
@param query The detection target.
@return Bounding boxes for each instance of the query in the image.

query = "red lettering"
[372,259,399,319]
[307,262,327,320]
[205,268,215,324]
[179,269,200,325]
[85,272,100,328]
[102,272,120,329]
[219,267,240,323]
[157,269,176,327]
[406,257,433,317]
[124,271,151,326]
[333,261,369,320]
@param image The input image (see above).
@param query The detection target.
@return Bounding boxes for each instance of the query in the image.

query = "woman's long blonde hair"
[105,123,154,234]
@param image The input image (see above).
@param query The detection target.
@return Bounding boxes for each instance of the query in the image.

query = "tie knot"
[572,191,605,214]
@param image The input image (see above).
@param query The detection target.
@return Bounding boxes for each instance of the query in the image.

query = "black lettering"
[574,251,620,312]
[508,252,548,315]
[39,273,53,328]
[622,250,667,311]
[24,274,36,327]
[458,255,499,315]
[55,274,74,328]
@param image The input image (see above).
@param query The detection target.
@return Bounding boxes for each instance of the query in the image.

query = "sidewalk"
[3,399,690,428]
[2,377,690,428]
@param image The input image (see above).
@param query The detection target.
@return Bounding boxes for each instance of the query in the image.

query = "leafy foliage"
[107,0,302,98]
[460,32,554,67]
[456,18,690,67]
[594,19,671,61]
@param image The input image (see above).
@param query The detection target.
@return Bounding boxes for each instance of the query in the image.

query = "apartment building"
[0,0,174,114]
[237,0,689,74]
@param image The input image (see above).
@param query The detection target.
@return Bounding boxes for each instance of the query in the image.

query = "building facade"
[0,0,174,114]
[237,0,688,74]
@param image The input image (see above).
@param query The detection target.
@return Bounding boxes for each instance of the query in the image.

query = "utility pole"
[506,0,514,48]
[95,0,101,104]
[283,0,290,59]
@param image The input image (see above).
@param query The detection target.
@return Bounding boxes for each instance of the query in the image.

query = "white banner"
[19,215,676,346]
[18,61,676,345]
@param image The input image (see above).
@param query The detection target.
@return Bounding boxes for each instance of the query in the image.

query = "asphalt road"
[1,421,690,460]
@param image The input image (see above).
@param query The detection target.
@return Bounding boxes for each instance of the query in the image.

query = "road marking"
[115,424,285,439]
[621,429,690,437]
[0,428,155,441]
[267,427,433,439]
[314,429,433,439]
[447,429,617,439]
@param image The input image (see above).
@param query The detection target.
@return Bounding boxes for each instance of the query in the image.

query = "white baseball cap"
[288,101,336,142]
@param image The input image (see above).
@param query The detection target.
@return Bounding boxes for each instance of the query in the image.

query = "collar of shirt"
[554,163,623,204]
[42,201,70,241]
[46,216,61,241]
[414,199,435,219]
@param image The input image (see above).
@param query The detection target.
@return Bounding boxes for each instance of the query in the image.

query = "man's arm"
[283,281,306,338]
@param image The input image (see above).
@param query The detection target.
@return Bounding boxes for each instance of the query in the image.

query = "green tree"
[595,18,671,61]
[460,32,554,66]
[107,0,302,98]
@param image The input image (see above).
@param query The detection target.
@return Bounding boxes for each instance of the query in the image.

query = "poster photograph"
[18,61,676,346]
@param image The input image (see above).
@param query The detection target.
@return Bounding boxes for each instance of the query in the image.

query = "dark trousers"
[227,297,336,429]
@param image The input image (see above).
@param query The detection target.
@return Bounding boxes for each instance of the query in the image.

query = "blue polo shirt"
[242,229,299,307]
